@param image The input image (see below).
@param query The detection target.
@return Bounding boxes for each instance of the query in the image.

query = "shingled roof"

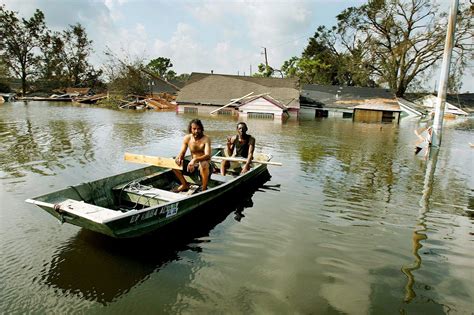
[301,84,395,109]
[176,72,300,109]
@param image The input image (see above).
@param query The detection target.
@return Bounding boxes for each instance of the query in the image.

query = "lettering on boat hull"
[129,202,179,223]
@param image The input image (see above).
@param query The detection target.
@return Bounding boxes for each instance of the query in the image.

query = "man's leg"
[172,169,189,191]
[220,161,229,176]
[199,161,210,191]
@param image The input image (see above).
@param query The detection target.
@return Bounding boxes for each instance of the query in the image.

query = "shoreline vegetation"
[14,92,177,111]
[1,2,473,103]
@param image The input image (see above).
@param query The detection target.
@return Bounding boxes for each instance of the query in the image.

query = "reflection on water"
[42,172,270,305]
[0,114,94,179]
[1,102,473,313]
[401,148,439,303]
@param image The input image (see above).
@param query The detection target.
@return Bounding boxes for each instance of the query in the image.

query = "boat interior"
[30,161,238,218]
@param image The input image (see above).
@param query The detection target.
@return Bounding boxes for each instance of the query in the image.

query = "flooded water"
[1,101,473,314]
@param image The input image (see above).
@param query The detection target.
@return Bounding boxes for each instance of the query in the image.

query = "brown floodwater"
[1,101,473,314]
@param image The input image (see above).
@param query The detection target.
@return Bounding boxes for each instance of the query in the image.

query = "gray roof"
[301,84,395,109]
[176,72,300,109]
[404,92,474,112]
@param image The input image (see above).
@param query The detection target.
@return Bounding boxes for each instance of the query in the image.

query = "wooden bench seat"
[57,199,119,222]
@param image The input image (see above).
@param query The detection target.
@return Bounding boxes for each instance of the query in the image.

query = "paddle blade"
[124,153,182,170]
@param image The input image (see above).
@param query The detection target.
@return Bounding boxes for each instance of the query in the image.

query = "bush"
[96,95,124,109]
[0,82,11,93]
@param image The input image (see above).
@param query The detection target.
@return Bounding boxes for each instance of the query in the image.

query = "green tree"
[146,57,174,78]
[0,5,47,95]
[0,58,10,92]
[62,23,95,86]
[103,48,148,95]
[175,73,190,83]
[40,23,101,90]
[39,31,66,90]
[335,0,472,96]
[252,63,274,77]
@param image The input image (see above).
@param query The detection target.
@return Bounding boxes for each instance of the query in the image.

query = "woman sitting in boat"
[221,122,255,176]
[174,119,211,191]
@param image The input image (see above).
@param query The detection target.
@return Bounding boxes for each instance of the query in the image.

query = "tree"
[283,26,373,86]
[0,5,47,94]
[39,31,66,90]
[62,23,95,86]
[0,58,10,92]
[146,57,174,79]
[103,47,149,95]
[175,73,190,83]
[252,63,275,77]
[335,0,473,96]
[39,23,101,90]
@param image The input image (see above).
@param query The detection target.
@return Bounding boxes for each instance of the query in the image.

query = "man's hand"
[187,159,196,172]
[175,155,183,166]
[241,163,250,174]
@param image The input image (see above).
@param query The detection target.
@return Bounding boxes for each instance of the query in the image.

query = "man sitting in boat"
[174,119,212,191]
[221,122,255,176]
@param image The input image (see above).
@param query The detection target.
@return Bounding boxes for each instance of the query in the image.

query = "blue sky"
[3,0,473,92]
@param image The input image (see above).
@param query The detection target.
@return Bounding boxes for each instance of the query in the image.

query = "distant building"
[353,101,401,124]
[402,94,469,117]
[300,84,398,121]
[176,72,300,120]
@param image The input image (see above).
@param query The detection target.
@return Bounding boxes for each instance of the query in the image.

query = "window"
[381,111,394,123]
[315,109,328,117]
[184,107,198,114]
[217,109,233,116]
[248,112,274,119]
[342,112,353,119]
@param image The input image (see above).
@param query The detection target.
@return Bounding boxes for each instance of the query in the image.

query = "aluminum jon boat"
[25,148,273,238]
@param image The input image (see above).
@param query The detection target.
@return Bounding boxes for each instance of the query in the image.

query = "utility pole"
[250,64,252,76]
[262,47,268,68]
[431,0,459,147]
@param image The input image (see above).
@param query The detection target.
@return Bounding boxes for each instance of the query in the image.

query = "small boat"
[26,148,273,238]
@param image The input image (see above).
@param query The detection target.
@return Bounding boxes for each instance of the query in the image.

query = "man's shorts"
[182,159,214,178]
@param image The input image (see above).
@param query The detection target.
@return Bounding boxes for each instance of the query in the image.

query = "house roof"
[140,68,181,94]
[301,84,395,109]
[404,92,474,113]
[239,94,288,110]
[176,72,300,109]
[354,102,401,112]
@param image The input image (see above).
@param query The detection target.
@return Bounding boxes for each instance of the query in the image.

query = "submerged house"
[300,84,401,123]
[176,72,300,120]
[353,101,401,124]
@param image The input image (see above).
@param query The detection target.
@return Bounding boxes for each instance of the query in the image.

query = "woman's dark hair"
[188,119,204,133]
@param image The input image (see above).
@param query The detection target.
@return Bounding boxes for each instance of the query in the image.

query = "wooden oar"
[124,153,182,170]
[124,153,283,168]
[211,156,282,166]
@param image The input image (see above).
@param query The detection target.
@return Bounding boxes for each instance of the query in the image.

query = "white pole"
[431,0,459,147]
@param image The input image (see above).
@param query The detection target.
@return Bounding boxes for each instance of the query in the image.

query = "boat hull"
[26,150,271,238]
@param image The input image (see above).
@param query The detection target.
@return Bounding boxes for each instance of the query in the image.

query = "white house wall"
[239,98,284,117]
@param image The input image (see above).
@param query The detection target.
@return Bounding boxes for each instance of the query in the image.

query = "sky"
[2,0,473,92]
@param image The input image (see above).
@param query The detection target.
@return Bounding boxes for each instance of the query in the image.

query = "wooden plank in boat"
[124,153,182,170]
[57,199,119,222]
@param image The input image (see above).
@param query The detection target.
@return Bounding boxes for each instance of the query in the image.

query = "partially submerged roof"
[301,84,395,109]
[239,94,288,110]
[354,101,401,112]
[177,72,300,109]
[404,92,474,114]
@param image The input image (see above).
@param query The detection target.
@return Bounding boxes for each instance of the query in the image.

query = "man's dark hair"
[188,119,204,133]
[237,122,248,132]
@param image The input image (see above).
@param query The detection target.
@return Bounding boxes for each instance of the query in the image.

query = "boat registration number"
[129,202,179,223]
